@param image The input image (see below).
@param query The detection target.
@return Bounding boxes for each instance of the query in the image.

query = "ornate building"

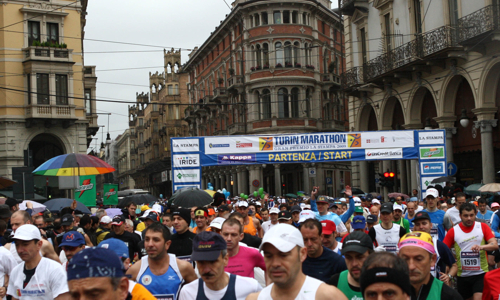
[182,0,348,196]
[0,1,98,189]
[126,49,189,195]
[342,0,500,195]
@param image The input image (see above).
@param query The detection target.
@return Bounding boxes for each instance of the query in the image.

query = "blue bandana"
[67,247,124,281]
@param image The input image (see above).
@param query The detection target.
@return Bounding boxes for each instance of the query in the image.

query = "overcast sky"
[84,0,338,151]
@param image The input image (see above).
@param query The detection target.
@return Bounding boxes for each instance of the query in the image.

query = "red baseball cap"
[320,220,336,235]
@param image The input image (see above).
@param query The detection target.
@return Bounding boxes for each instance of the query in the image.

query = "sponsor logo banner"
[74,175,96,207]
[419,146,445,159]
[172,139,200,153]
[173,169,200,183]
[365,148,403,160]
[421,176,446,190]
[174,184,201,191]
[418,131,445,145]
[103,184,118,206]
[173,154,200,168]
[218,154,256,164]
[361,132,414,149]
[420,162,446,175]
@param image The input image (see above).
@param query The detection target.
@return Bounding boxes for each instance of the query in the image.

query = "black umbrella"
[118,194,157,208]
[44,198,91,214]
[340,187,365,195]
[431,176,454,184]
[171,187,213,208]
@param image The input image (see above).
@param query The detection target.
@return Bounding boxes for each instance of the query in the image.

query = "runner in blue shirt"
[477,198,494,225]
[422,188,453,241]
[311,186,354,224]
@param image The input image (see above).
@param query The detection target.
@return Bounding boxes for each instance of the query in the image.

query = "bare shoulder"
[253,218,261,226]
[126,259,141,280]
[4,242,10,250]
[316,283,348,300]
[177,258,194,271]
[245,291,260,300]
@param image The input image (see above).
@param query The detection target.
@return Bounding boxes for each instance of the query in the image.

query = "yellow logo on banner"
[259,137,273,151]
[347,134,361,148]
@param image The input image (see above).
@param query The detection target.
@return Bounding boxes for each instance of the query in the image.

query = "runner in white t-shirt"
[0,246,17,300]
[262,207,279,234]
[7,225,69,300]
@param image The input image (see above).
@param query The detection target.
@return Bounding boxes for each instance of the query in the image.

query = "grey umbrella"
[171,187,213,208]
[118,194,158,208]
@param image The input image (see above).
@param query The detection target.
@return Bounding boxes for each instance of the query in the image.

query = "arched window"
[263,43,269,67]
[275,42,283,66]
[284,42,292,67]
[278,88,289,118]
[293,42,300,66]
[256,91,261,120]
[256,45,262,68]
[139,132,144,143]
[291,88,299,118]
[305,89,311,117]
[304,43,309,65]
[140,154,145,165]
[255,14,260,26]
[262,89,271,119]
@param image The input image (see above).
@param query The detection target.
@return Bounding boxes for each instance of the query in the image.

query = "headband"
[195,210,208,218]
[360,267,412,296]
[398,232,435,254]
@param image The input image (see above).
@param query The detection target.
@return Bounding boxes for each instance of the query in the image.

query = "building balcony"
[340,0,369,16]
[321,73,342,90]
[322,119,347,132]
[25,104,76,120]
[23,47,73,63]
[194,105,209,117]
[458,5,498,45]
[130,148,138,155]
[137,110,144,117]
[203,94,213,103]
[212,87,228,103]
[228,122,246,135]
[227,75,244,94]
[214,130,228,136]
[341,66,365,91]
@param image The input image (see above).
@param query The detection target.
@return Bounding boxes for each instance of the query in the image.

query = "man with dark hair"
[476,197,493,225]
[168,208,197,258]
[368,203,406,253]
[222,218,266,279]
[7,225,69,300]
[127,223,197,299]
[360,252,412,300]
[104,215,141,260]
[193,207,210,233]
[443,202,498,300]
[445,191,466,226]
[236,201,263,237]
[300,219,346,282]
[227,213,261,248]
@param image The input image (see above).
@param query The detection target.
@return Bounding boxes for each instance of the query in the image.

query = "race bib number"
[384,245,398,253]
[430,224,438,238]
[460,251,480,271]
[154,295,174,300]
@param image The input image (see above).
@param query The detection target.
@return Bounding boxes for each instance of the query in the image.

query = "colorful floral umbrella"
[32,153,115,176]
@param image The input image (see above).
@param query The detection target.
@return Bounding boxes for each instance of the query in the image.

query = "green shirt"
[393,218,410,233]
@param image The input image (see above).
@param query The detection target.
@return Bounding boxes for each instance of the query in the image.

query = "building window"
[292,11,298,24]
[274,11,281,24]
[256,44,262,67]
[414,0,422,34]
[47,23,59,44]
[139,118,143,126]
[27,75,31,105]
[261,12,268,25]
[384,14,392,52]
[168,85,173,95]
[283,11,290,23]
[55,75,68,105]
[291,88,299,118]
[305,89,311,117]
[256,91,261,119]
[284,42,292,66]
[131,141,135,149]
[322,21,326,34]
[278,88,289,118]
[153,103,158,111]
[304,43,310,65]
[262,89,271,119]
[154,145,159,158]
[84,88,91,114]
[131,159,136,169]
[263,43,269,66]
[275,42,283,65]
[139,132,144,143]
[360,28,367,64]
[293,42,300,65]
[302,13,308,25]
[250,15,254,27]
[140,154,144,165]
[28,21,40,46]
[255,13,260,26]
[153,119,158,132]
[36,73,49,104]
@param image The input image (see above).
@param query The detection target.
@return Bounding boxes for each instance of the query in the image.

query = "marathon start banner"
[171,130,447,195]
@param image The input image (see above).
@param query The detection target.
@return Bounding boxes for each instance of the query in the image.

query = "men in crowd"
[168,208,197,258]
[370,204,380,217]
[423,188,452,241]
[209,217,224,234]
[328,232,373,300]
[122,201,139,230]
[366,215,378,231]
[236,201,263,237]
[227,213,262,248]
[59,231,86,267]
[262,207,279,234]
[300,219,347,282]
[476,197,493,225]
[96,215,112,244]
[398,232,462,300]
[395,196,408,215]
[445,192,466,226]
[443,202,498,300]
[0,235,16,299]
[259,208,269,222]
[55,214,92,252]
[179,231,262,300]
[221,218,266,278]
[310,187,350,239]
[217,205,230,219]
[193,207,210,233]
[291,205,301,227]
[412,211,457,286]
[104,215,141,260]
[321,220,340,254]
[277,210,293,225]
[368,202,406,253]
[67,247,130,300]
[162,213,174,234]
[5,210,60,263]
[405,201,417,230]
[7,224,69,300]
[128,223,197,299]
[393,204,410,233]
[246,224,347,300]
[359,252,412,300]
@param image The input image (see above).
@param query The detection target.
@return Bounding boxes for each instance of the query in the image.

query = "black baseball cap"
[380,202,393,213]
[191,231,227,261]
[146,212,159,222]
[412,211,431,223]
[111,215,126,226]
[366,214,378,224]
[218,205,229,212]
[290,205,301,213]
[278,210,292,220]
[316,196,328,203]
[341,231,374,255]
[61,214,74,226]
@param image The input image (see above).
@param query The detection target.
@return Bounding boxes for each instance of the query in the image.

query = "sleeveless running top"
[453,222,489,277]
[425,277,443,300]
[244,217,257,236]
[257,275,323,300]
[337,270,363,300]
[373,223,401,253]
[137,254,183,300]
[430,236,441,278]
[196,274,237,300]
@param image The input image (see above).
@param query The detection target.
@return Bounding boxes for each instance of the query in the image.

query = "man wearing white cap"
[262,207,279,234]
[246,224,347,300]
[7,224,69,300]
[422,188,453,241]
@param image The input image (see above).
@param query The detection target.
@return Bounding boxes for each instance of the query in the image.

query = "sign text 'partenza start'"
[269,151,353,162]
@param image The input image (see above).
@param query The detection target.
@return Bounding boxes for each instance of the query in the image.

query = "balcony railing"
[23,47,72,62]
[458,5,497,43]
[25,104,76,119]
[227,75,244,91]
[341,66,364,89]
[212,87,228,103]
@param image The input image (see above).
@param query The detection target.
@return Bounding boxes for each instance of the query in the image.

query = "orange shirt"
[193,226,211,233]
[244,217,257,236]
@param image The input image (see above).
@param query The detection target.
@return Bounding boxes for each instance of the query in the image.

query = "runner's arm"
[42,239,61,263]
[472,237,498,252]
[340,197,355,223]
[491,214,500,238]
[254,218,263,238]
[442,228,455,249]
[443,214,453,231]
[316,283,348,300]
[245,292,260,300]
[126,259,141,281]
[178,259,198,284]
[368,227,377,246]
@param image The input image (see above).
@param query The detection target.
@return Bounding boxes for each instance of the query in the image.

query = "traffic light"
[379,171,395,187]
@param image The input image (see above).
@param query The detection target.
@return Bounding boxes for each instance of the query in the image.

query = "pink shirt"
[224,245,266,278]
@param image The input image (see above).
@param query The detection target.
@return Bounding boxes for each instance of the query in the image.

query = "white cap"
[100,216,112,224]
[238,201,249,208]
[425,188,439,198]
[393,204,403,211]
[354,203,361,207]
[209,217,225,230]
[303,204,311,210]
[259,224,304,252]
[151,204,162,213]
[339,198,347,202]
[298,210,316,223]
[140,209,152,219]
[13,224,41,241]
[269,207,280,214]
[353,197,361,203]
[371,199,381,205]
[255,201,262,206]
